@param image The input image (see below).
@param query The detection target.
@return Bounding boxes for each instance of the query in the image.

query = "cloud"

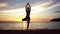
[0,3,8,7]
[0,0,60,11]
[0,0,26,10]
[0,0,50,11]
[41,0,60,9]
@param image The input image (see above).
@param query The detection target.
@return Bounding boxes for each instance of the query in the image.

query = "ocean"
[0,22,60,30]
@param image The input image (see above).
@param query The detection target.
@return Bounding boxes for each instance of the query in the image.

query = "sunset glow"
[0,0,60,22]
[0,5,51,22]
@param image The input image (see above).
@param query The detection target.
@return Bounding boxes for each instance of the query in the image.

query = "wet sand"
[0,29,60,34]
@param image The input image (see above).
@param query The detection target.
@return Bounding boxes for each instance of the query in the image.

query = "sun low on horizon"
[0,0,60,22]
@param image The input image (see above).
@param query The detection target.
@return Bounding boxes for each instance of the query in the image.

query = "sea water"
[0,22,60,30]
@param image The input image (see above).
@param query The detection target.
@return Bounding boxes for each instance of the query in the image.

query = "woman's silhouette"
[22,2,31,30]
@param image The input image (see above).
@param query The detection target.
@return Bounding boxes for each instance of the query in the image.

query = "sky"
[0,0,60,22]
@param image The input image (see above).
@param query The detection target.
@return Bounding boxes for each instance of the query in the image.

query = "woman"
[22,2,31,30]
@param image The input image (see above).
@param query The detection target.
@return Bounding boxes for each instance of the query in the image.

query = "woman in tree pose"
[22,2,31,30]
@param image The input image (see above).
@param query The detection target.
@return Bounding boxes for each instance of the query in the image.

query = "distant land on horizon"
[55,11,60,13]
[50,18,60,22]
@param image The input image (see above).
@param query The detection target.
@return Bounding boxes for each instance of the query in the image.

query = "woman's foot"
[22,17,30,21]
